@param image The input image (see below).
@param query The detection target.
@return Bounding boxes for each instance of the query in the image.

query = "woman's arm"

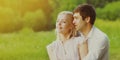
[78,39,88,60]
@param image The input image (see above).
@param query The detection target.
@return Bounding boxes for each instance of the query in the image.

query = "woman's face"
[56,14,73,34]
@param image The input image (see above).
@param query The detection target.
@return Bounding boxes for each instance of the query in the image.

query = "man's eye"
[75,17,78,19]
[63,22,66,23]
[74,17,78,19]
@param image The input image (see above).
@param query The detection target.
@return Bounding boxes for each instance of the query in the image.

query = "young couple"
[47,4,109,60]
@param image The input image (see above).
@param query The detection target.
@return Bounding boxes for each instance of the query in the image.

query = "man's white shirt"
[79,26,109,60]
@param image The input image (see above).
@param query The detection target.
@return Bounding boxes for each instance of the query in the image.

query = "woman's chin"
[58,30,64,34]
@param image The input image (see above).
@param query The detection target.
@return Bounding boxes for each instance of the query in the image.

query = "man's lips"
[74,25,77,27]
[74,25,77,28]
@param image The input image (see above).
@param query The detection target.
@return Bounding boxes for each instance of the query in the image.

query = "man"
[73,4,109,60]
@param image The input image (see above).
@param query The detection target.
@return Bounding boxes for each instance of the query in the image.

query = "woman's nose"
[58,22,61,26]
[56,22,61,27]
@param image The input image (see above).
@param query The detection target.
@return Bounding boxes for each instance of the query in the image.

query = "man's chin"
[75,27,79,31]
[76,28,81,31]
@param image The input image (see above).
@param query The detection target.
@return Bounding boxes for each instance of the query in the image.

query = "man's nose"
[73,20,75,24]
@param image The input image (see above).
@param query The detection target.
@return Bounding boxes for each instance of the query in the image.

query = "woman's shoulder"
[46,40,59,49]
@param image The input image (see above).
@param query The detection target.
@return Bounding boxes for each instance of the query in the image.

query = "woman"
[46,11,84,60]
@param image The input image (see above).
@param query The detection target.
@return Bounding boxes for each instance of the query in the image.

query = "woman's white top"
[46,37,83,60]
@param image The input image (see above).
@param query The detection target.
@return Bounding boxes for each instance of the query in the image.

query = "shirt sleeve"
[82,36,109,60]
[46,41,58,60]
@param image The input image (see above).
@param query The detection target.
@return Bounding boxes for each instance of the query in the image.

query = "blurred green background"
[0,0,120,60]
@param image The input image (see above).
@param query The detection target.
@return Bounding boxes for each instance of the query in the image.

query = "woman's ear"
[85,17,90,23]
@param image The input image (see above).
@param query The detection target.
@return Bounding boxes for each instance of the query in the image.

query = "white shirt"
[46,37,83,60]
[79,26,109,60]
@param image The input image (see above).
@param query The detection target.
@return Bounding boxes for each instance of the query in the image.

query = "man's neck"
[81,24,93,37]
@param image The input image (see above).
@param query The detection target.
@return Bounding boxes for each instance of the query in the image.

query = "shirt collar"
[88,26,95,38]
[79,26,95,39]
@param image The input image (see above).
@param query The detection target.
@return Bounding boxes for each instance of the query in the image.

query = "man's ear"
[85,17,90,23]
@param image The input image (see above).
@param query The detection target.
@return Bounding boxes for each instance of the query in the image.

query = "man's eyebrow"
[73,16,77,18]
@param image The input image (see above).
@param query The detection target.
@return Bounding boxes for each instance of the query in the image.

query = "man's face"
[73,12,87,31]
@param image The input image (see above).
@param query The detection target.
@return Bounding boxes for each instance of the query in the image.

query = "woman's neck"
[59,32,71,44]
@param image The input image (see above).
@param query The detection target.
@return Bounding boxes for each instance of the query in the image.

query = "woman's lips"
[56,25,63,29]
[59,27,62,29]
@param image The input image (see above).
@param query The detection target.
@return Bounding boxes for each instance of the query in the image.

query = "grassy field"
[0,19,120,60]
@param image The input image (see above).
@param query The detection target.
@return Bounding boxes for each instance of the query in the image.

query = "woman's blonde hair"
[56,11,78,40]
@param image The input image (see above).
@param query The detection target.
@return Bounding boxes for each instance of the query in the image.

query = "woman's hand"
[78,38,88,60]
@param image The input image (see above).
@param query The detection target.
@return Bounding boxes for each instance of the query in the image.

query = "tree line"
[0,0,119,33]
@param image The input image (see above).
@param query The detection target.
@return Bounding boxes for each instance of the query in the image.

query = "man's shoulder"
[93,27,109,41]
[92,27,109,46]
[94,27,107,37]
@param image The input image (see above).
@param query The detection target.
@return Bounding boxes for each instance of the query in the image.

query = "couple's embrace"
[47,4,109,60]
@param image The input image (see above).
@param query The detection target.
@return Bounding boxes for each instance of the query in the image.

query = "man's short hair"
[73,4,96,25]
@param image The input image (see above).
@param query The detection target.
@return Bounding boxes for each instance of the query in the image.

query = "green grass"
[0,19,120,60]
[0,28,55,60]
